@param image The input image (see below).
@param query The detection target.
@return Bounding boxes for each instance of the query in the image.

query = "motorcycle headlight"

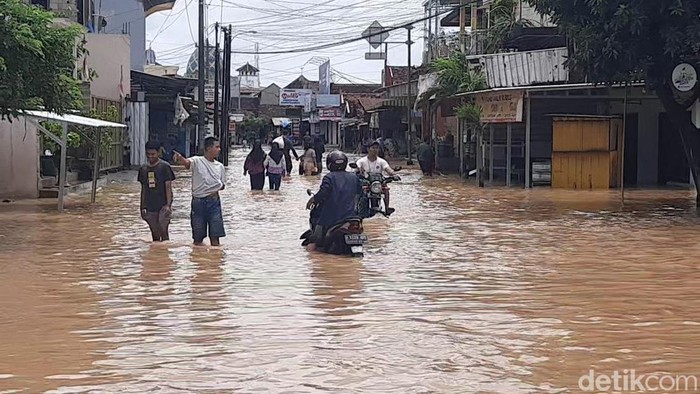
[370,181,382,194]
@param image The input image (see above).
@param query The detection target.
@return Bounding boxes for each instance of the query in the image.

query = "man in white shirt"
[173,137,227,246]
[355,139,398,216]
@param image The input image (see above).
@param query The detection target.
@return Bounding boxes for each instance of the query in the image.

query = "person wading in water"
[172,137,227,246]
[244,139,267,191]
[138,141,176,242]
[264,142,286,190]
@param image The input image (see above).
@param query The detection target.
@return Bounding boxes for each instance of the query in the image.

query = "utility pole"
[214,22,220,140]
[197,0,206,153]
[220,26,233,166]
[406,25,414,165]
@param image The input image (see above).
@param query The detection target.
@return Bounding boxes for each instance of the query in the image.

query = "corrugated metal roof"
[483,47,569,88]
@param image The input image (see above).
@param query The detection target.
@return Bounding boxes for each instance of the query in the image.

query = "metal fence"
[91,97,125,171]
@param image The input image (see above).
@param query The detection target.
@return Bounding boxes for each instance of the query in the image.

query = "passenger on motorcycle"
[355,139,398,216]
[305,151,362,250]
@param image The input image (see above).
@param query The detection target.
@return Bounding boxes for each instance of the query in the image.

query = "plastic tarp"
[272,118,291,127]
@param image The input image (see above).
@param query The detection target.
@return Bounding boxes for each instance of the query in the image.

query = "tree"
[485,0,534,53]
[526,0,700,202]
[238,113,270,142]
[0,0,85,119]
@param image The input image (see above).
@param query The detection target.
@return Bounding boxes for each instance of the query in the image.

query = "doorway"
[623,113,638,186]
[658,113,690,185]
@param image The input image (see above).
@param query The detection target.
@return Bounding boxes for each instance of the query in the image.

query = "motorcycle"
[349,162,402,219]
[300,189,368,257]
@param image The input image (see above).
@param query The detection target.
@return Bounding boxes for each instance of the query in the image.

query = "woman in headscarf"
[301,137,318,176]
[243,139,266,190]
[263,142,286,190]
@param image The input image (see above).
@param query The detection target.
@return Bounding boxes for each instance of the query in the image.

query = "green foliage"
[485,0,534,53]
[0,0,85,119]
[423,54,488,106]
[455,102,483,124]
[525,0,700,86]
[40,105,120,156]
[41,121,80,154]
[87,106,119,154]
[238,113,271,141]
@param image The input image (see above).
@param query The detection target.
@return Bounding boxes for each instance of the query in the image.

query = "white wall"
[0,118,40,199]
[517,1,555,26]
[85,33,131,102]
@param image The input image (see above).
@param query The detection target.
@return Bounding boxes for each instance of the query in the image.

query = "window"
[30,0,49,8]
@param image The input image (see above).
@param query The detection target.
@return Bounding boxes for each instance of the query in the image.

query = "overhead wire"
[150,0,441,86]
[230,6,456,55]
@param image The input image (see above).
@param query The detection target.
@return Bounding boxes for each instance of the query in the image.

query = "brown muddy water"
[1,150,700,393]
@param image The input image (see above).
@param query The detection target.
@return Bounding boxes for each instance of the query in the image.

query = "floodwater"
[2,149,700,393]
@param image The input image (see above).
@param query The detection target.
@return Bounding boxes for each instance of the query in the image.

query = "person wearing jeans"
[264,142,287,190]
[172,137,227,246]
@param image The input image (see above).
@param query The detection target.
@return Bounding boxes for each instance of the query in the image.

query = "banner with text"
[280,89,312,107]
[319,61,331,95]
[475,90,524,123]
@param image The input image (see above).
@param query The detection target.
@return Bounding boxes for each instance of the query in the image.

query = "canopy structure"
[23,110,127,212]
[271,117,292,127]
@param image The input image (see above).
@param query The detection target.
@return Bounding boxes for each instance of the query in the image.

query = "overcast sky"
[145,0,429,88]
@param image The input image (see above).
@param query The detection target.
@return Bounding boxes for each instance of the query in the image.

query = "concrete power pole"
[197,0,206,153]
[255,42,260,88]
[406,25,414,165]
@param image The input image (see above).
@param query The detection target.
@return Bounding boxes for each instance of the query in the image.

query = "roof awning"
[21,110,126,213]
[144,0,176,17]
[23,110,126,128]
[271,117,291,127]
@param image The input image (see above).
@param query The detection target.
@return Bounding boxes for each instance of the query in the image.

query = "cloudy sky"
[145,0,429,87]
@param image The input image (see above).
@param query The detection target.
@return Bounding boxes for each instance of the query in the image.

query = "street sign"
[365,52,386,60]
[362,21,389,50]
[672,63,698,93]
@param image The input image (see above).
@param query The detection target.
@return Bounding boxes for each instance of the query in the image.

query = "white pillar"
[58,123,68,212]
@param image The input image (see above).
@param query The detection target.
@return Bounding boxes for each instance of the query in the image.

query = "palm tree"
[485,0,534,53]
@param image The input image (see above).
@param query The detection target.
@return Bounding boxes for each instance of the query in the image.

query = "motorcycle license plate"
[351,246,363,254]
[344,234,368,245]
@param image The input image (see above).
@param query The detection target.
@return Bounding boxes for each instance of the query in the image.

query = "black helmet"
[326,150,348,172]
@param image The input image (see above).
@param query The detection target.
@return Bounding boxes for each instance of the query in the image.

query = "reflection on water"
[1,150,700,393]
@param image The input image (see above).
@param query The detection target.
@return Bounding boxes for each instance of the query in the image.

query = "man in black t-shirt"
[138,141,176,242]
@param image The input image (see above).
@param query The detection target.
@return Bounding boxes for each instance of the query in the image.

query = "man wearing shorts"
[138,141,176,242]
[173,137,227,246]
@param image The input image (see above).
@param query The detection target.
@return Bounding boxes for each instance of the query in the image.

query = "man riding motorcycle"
[354,139,399,216]
[305,150,362,251]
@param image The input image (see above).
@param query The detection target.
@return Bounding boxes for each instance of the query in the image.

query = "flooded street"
[2,149,700,393]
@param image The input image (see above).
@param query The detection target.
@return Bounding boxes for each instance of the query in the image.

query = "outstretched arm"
[172,151,192,170]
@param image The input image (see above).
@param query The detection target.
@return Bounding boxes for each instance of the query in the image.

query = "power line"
[231,5,459,55]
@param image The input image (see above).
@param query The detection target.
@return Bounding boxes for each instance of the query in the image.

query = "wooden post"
[621,86,628,203]
[91,128,101,204]
[459,118,464,178]
[459,0,467,53]
[489,124,494,184]
[525,95,532,188]
[58,122,68,212]
[507,122,512,187]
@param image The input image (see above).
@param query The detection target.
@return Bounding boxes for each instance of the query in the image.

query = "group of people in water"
[137,133,399,248]
[242,133,326,191]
